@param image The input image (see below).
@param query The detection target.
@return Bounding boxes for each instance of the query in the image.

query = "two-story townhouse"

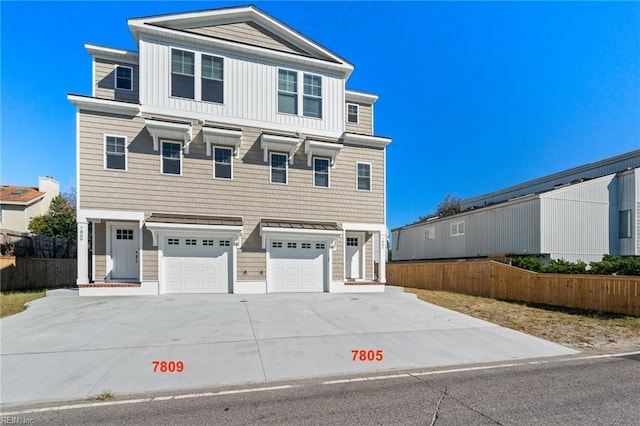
[68,6,391,296]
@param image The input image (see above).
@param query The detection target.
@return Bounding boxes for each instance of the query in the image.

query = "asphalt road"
[6,353,640,425]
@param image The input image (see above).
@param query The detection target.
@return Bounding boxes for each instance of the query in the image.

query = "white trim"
[270,152,289,185]
[450,220,465,237]
[103,134,128,171]
[67,94,140,116]
[213,146,233,180]
[85,43,139,64]
[77,209,145,222]
[345,89,378,105]
[161,140,183,176]
[304,140,342,167]
[234,281,267,294]
[169,47,197,101]
[0,195,45,207]
[114,64,134,91]
[261,134,299,165]
[91,222,96,282]
[342,223,387,233]
[203,127,242,157]
[342,132,391,148]
[312,156,330,188]
[346,103,359,124]
[260,226,342,250]
[145,119,192,152]
[91,58,95,97]
[145,222,243,246]
[345,231,365,280]
[356,162,372,192]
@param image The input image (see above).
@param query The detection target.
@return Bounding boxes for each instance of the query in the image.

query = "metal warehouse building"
[392,149,640,263]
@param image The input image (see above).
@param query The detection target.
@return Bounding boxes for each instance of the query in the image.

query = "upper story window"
[270,153,288,184]
[214,147,232,180]
[347,104,359,123]
[115,66,133,91]
[356,163,371,191]
[303,74,322,118]
[278,69,298,115]
[619,210,632,239]
[314,157,329,188]
[278,69,323,118]
[202,54,224,103]
[450,221,465,237]
[171,49,195,99]
[105,135,126,170]
[161,141,182,175]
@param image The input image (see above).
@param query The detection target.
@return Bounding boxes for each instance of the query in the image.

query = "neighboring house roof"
[0,186,45,205]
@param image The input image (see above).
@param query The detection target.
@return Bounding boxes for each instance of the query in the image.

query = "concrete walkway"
[0,287,577,406]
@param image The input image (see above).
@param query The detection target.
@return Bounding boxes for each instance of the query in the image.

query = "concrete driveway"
[0,287,577,406]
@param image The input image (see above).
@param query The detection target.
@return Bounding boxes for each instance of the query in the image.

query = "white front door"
[345,233,363,280]
[111,225,138,280]
[269,241,326,292]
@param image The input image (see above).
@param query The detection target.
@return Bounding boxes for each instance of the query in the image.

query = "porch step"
[78,283,141,288]
[344,281,383,286]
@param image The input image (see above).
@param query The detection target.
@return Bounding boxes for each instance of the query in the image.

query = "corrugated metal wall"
[618,170,638,256]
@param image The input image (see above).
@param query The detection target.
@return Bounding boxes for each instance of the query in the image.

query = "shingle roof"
[0,186,44,203]
[146,213,243,227]
[260,218,341,231]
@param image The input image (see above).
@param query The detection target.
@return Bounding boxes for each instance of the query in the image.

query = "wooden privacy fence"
[1,256,76,291]
[387,260,640,317]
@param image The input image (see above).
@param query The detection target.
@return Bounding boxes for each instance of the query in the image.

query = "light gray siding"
[345,103,373,136]
[94,58,139,103]
[617,170,637,256]
[138,37,345,138]
[78,110,384,282]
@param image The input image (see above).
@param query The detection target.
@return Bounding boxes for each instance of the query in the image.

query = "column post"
[76,221,89,285]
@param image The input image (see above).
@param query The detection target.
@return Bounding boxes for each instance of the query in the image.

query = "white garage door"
[163,237,232,293]
[269,241,326,292]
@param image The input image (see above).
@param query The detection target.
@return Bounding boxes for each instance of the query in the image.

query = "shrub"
[544,258,587,274]
[511,256,543,272]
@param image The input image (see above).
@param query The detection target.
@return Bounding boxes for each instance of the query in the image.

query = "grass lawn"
[0,290,46,318]
[403,287,640,352]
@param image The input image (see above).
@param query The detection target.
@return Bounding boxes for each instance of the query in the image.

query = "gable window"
[202,54,224,103]
[314,157,329,188]
[171,49,194,99]
[161,141,182,175]
[303,74,322,118]
[450,221,465,237]
[347,104,359,123]
[270,153,288,184]
[356,163,371,191]
[278,69,297,115]
[214,147,232,179]
[105,135,126,170]
[115,65,133,91]
[619,210,632,239]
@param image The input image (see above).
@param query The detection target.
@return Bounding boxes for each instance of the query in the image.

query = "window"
[115,65,133,91]
[171,49,194,99]
[424,227,435,241]
[272,242,283,248]
[315,243,325,249]
[347,104,359,123]
[116,229,133,240]
[203,240,214,246]
[346,237,359,247]
[202,55,223,103]
[168,238,180,245]
[450,221,465,236]
[314,157,329,188]
[301,243,311,249]
[278,69,297,114]
[213,147,232,179]
[186,239,197,246]
[270,153,287,184]
[105,135,126,170]
[220,240,230,247]
[303,74,322,118]
[162,141,181,175]
[619,210,632,239]
[287,242,297,249]
[357,163,371,191]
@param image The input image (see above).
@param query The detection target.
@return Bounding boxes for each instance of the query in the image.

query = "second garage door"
[163,237,232,293]
[269,241,326,292]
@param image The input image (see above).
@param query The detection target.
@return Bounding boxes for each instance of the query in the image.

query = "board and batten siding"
[94,58,139,103]
[539,174,615,263]
[345,103,373,136]
[78,110,384,281]
[139,37,345,138]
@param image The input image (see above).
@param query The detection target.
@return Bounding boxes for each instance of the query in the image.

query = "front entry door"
[345,233,363,280]
[111,225,138,279]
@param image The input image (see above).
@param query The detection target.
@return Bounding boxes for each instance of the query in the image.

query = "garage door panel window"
[316,243,325,249]
[203,240,214,246]
[220,240,230,246]
[168,238,180,245]
[186,239,197,245]
[272,241,283,248]
[287,242,297,248]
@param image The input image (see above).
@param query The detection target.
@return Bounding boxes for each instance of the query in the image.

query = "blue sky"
[1,1,638,230]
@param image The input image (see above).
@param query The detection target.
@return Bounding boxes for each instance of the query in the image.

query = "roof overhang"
[345,90,379,105]
[259,219,342,249]
[145,213,243,246]
[0,195,45,206]
[145,119,193,152]
[202,126,242,157]
[84,43,139,64]
[342,133,391,149]
[67,94,140,116]
[260,134,299,165]
[304,140,343,167]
